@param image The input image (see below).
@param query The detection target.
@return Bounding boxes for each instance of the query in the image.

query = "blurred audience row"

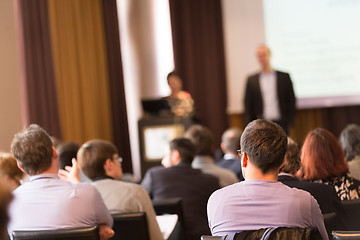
[1,122,360,240]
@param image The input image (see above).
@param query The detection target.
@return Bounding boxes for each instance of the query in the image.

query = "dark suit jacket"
[216,156,244,181]
[244,71,296,129]
[141,162,220,240]
[278,174,344,215]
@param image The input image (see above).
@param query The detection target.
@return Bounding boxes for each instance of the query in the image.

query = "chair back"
[323,212,338,238]
[233,227,322,240]
[12,226,99,240]
[201,236,225,240]
[332,231,360,240]
[342,199,360,230]
[109,212,149,240]
[152,197,186,240]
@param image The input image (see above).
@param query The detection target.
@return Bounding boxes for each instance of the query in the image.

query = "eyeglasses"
[116,157,123,164]
[237,149,243,158]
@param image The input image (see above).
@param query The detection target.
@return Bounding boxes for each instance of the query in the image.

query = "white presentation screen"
[222,0,360,112]
[263,0,360,108]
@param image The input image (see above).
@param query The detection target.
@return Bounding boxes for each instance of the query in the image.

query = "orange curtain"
[48,0,113,143]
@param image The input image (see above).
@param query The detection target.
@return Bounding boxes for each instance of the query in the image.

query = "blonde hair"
[0,152,24,180]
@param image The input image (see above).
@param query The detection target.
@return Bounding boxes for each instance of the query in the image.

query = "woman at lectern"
[165,71,195,117]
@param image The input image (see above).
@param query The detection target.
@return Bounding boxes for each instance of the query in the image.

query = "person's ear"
[52,146,58,159]
[242,153,248,168]
[16,161,25,173]
[171,150,181,165]
[220,143,226,153]
[103,158,113,172]
[279,156,286,169]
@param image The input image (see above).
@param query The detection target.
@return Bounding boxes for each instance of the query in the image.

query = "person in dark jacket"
[142,137,220,240]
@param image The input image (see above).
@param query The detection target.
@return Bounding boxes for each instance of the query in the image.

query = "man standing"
[8,124,113,239]
[207,120,328,240]
[243,45,296,134]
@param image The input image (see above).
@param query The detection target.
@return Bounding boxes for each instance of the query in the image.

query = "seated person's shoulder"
[215,165,239,181]
[198,172,220,189]
[74,182,102,196]
[284,183,316,201]
[147,165,166,174]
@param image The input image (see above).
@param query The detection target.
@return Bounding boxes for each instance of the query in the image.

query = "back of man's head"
[221,128,242,154]
[184,124,213,156]
[241,119,287,174]
[11,124,53,176]
[279,137,300,174]
[169,137,196,164]
[56,141,80,170]
[77,139,118,180]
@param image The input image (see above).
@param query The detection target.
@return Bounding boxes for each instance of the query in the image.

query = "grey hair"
[339,124,360,162]
[221,128,242,153]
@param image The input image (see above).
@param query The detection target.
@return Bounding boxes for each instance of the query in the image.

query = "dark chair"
[323,212,338,238]
[152,198,186,240]
[342,199,360,230]
[12,226,99,240]
[332,231,360,240]
[110,212,150,240]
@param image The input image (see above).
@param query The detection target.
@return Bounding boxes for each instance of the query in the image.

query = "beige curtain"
[48,0,113,143]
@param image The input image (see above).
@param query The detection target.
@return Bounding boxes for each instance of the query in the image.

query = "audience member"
[207,120,327,239]
[216,128,244,181]
[56,141,80,170]
[76,139,163,240]
[339,124,360,179]
[8,124,113,239]
[56,141,91,182]
[298,128,360,200]
[0,184,12,240]
[0,153,24,191]
[141,137,220,240]
[243,45,296,134]
[165,71,195,117]
[278,137,345,216]
[184,125,239,187]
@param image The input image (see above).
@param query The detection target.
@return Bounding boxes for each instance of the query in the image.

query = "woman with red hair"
[297,128,360,200]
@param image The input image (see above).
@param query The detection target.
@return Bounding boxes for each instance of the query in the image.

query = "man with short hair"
[184,125,239,187]
[8,124,113,239]
[142,137,220,240]
[76,139,164,240]
[216,128,244,181]
[207,120,328,240]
